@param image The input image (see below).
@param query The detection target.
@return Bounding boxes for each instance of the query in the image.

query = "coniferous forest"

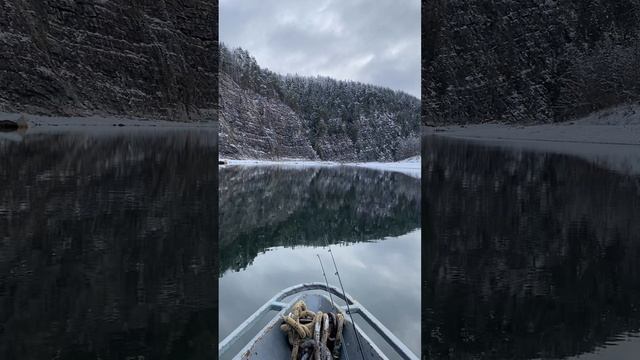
[219,44,421,161]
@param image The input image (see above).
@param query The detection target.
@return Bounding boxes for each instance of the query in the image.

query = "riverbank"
[0,112,216,128]
[425,104,640,174]
[426,104,640,145]
[0,112,217,140]
[221,156,421,178]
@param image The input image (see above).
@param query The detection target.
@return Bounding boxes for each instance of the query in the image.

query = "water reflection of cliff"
[423,136,640,359]
[0,130,217,360]
[219,166,420,274]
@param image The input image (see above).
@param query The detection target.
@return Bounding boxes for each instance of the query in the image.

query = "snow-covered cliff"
[220,45,420,161]
[424,0,640,125]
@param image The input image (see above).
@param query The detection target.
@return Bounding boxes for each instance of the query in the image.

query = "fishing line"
[316,254,335,308]
[328,247,365,360]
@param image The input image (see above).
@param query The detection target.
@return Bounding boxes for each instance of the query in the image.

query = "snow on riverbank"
[221,156,421,178]
[223,159,339,167]
[426,104,640,145]
[425,104,640,175]
[348,156,421,178]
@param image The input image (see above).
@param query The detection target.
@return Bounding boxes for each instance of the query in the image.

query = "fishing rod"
[316,254,335,308]
[328,247,365,360]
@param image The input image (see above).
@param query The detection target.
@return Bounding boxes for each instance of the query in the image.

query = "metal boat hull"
[219,283,418,360]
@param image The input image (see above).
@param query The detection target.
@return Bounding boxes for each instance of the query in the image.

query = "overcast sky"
[220,0,421,98]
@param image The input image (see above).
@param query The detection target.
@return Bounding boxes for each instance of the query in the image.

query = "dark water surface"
[219,166,421,357]
[0,128,217,360]
[423,135,640,359]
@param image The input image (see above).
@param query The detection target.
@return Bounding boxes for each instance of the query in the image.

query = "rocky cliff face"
[423,0,640,125]
[0,0,217,121]
[219,73,318,159]
[220,46,420,161]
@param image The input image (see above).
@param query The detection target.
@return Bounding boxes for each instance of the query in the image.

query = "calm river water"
[423,135,640,359]
[0,127,217,360]
[218,166,421,358]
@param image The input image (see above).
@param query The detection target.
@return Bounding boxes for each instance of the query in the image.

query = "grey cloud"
[220,0,421,97]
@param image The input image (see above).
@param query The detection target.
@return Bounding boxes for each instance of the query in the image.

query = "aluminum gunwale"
[218,282,418,360]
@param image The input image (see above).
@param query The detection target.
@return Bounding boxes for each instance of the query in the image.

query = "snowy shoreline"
[425,104,640,174]
[221,156,421,178]
[425,104,640,145]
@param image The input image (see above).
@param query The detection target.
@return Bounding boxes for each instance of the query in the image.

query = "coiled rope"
[280,300,345,360]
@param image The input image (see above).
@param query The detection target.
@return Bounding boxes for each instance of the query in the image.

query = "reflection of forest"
[219,166,420,274]
[0,131,217,360]
[423,136,640,359]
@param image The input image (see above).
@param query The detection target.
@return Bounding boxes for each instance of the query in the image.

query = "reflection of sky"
[219,229,421,355]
